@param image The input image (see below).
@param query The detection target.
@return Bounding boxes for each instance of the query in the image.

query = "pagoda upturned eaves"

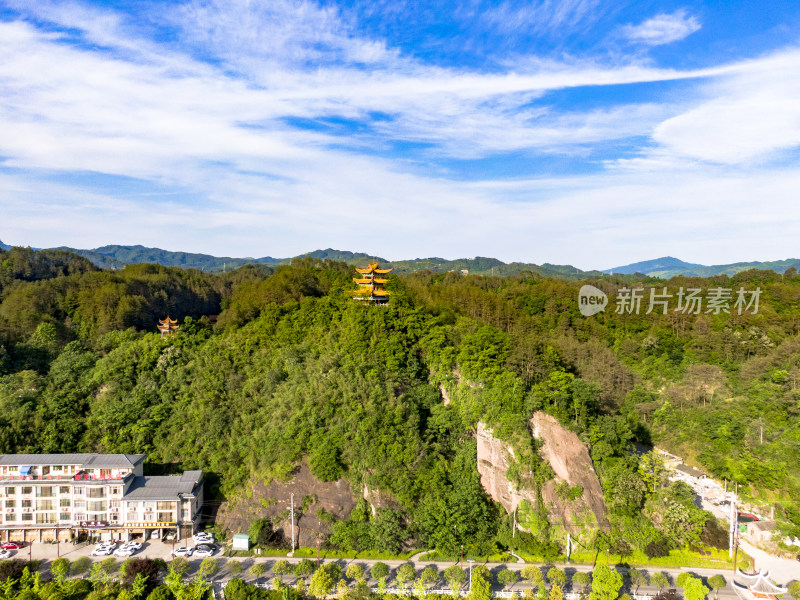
[352,262,392,305]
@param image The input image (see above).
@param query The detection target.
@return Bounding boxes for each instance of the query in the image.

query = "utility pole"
[512,506,516,538]
[290,493,295,555]
[566,533,571,564]
[316,520,322,567]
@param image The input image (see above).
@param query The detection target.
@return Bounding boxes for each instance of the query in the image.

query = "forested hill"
[2,242,604,279]
[0,255,798,559]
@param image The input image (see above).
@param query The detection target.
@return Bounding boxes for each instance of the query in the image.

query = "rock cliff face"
[477,411,608,540]
[216,463,356,547]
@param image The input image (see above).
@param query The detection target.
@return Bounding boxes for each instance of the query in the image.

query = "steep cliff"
[477,411,608,543]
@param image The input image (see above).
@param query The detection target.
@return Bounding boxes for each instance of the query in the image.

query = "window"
[5,487,15,496]
[74,513,86,522]
[21,500,32,509]
[110,487,121,495]
[5,500,15,509]
[74,487,84,496]
[37,500,56,511]
[110,500,120,508]
[87,501,107,512]
[35,486,54,498]
[59,486,70,495]
[21,514,32,522]
[182,510,190,520]
[74,501,85,510]
[156,501,175,511]
[100,469,111,478]
[36,513,56,524]
[60,499,70,508]
[21,487,32,495]
[5,513,15,522]
[87,488,105,499]
[126,512,138,522]
[59,512,70,521]
[110,514,118,522]
[157,512,173,523]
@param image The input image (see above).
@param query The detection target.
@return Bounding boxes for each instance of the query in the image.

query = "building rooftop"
[122,473,203,501]
[675,463,705,479]
[0,453,146,469]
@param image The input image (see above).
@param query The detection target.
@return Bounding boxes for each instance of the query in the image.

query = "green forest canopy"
[0,246,798,557]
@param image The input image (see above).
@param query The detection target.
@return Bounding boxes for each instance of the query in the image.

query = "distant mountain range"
[2,239,798,279]
[605,256,800,278]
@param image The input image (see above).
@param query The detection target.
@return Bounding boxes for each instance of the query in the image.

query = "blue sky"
[1,0,800,269]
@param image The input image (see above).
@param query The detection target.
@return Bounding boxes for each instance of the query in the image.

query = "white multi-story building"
[0,454,203,542]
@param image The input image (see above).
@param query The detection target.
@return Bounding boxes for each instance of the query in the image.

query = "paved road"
[13,542,752,597]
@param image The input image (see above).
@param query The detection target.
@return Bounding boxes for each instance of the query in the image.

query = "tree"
[572,571,591,593]
[324,563,343,583]
[420,566,439,588]
[294,559,316,578]
[123,559,162,594]
[70,556,92,575]
[50,558,70,579]
[309,567,334,598]
[171,557,191,578]
[444,565,466,594]
[371,562,389,582]
[230,562,244,577]
[629,569,648,594]
[249,563,266,583]
[547,567,567,588]
[497,569,520,589]
[684,577,710,600]
[468,567,492,600]
[395,563,416,589]
[708,575,726,599]
[550,584,564,600]
[787,581,800,600]
[639,451,668,494]
[273,560,292,576]
[651,572,669,592]
[522,566,544,588]
[589,565,622,600]
[100,557,118,574]
[345,563,364,582]
[198,558,219,580]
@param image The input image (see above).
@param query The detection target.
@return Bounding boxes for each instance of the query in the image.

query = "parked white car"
[193,544,216,558]
[0,549,12,560]
[91,545,114,556]
[114,542,142,557]
[193,532,214,543]
[171,546,194,557]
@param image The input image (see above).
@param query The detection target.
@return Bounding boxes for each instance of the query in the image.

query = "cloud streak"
[0,0,799,268]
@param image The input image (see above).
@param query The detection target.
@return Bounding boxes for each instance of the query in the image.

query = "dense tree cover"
[0,560,211,600]
[0,253,798,556]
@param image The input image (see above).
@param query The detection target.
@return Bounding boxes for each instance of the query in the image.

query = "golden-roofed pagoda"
[353,262,392,305]
[157,316,179,337]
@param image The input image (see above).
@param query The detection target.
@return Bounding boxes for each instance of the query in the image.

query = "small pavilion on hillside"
[732,570,788,600]
[157,316,179,337]
[352,263,392,305]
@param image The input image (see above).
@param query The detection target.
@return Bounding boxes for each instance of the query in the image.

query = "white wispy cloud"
[1,0,800,267]
[621,10,701,46]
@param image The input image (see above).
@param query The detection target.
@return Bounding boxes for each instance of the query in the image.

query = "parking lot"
[6,538,192,563]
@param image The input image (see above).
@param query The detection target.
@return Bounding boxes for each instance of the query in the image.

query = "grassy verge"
[288,547,419,560]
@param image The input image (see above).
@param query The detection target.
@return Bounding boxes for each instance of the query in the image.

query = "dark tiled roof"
[675,464,705,478]
[122,473,203,501]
